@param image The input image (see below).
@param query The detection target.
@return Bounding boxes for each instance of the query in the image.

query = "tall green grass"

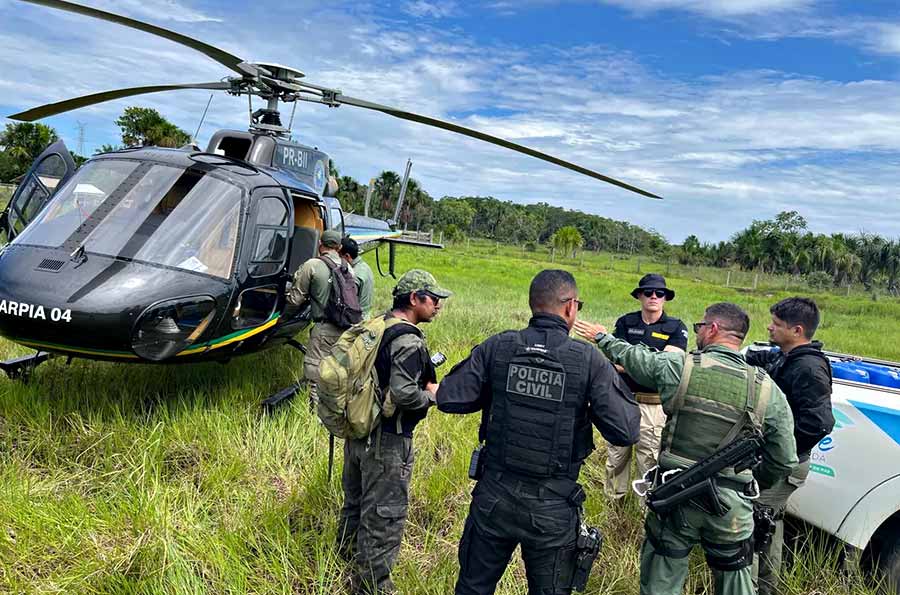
[1,242,895,593]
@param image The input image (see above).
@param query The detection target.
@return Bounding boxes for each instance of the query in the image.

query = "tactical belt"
[635,392,662,405]
[483,468,585,506]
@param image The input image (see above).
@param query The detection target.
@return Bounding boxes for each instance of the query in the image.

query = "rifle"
[633,430,765,517]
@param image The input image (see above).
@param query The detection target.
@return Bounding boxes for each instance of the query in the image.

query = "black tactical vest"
[484,329,593,479]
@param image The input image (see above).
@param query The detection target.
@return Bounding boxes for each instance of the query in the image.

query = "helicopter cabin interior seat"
[288,196,324,274]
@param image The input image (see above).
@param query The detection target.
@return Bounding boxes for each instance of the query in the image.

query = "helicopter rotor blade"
[331,94,661,199]
[20,0,259,77]
[9,82,233,121]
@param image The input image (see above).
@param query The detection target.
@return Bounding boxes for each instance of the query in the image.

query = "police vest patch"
[506,363,566,401]
[627,328,645,336]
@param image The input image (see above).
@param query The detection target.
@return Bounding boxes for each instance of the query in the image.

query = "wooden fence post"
[753,273,759,290]
[726,270,731,287]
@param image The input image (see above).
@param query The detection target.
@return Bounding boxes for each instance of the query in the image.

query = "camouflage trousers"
[640,487,755,595]
[338,430,414,595]
[304,321,343,404]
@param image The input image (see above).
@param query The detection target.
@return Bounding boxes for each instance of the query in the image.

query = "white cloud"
[4,1,900,243]
[404,0,459,18]
[72,0,222,23]
[600,0,812,18]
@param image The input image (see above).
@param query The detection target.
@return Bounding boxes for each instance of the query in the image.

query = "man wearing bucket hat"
[606,273,688,506]
[338,268,451,594]
[288,229,361,407]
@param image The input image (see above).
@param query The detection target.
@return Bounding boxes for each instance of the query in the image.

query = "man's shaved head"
[529,269,577,313]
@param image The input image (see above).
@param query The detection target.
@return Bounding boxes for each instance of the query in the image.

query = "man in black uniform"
[437,269,641,595]
[607,273,688,505]
[745,297,834,595]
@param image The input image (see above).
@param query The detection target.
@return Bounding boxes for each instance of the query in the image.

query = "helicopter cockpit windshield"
[12,159,243,279]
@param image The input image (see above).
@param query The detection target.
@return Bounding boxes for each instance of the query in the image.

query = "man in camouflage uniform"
[576,302,798,595]
[341,235,375,319]
[287,229,348,406]
[338,269,452,594]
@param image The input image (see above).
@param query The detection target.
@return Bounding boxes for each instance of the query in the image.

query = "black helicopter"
[0,0,659,381]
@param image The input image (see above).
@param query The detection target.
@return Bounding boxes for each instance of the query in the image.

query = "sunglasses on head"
[642,289,667,299]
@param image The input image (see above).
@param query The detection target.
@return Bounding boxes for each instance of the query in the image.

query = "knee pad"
[702,538,753,571]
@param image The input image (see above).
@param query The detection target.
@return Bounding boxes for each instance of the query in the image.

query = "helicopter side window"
[8,177,48,235]
[7,153,67,236]
[249,196,289,277]
[329,207,344,234]
[233,285,279,329]
[35,154,67,190]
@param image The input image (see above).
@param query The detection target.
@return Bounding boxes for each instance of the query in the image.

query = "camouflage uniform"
[594,334,798,595]
[337,270,452,594]
[287,230,349,403]
[352,256,375,320]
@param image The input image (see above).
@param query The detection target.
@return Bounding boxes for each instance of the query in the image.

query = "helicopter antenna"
[192,93,214,144]
[392,159,413,225]
[75,120,85,156]
[287,100,297,134]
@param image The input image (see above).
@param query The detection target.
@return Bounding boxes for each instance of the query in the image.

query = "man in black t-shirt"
[607,273,688,505]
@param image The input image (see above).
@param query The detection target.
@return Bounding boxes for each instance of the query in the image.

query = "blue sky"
[2,0,900,242]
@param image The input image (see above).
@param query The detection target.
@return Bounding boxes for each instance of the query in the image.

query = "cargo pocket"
[376,504,408,522]
[530,504,574,536]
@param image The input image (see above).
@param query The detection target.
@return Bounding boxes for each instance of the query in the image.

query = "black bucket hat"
[631,273,675,301]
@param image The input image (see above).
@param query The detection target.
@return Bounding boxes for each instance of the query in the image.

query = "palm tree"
[373,170,401,220]
[550,226,584,259]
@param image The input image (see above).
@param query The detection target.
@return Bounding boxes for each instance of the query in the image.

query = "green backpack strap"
[662,350,700,453]
[715,365,770,449]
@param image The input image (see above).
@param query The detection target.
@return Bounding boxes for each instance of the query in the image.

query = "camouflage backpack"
[317,314,419,439]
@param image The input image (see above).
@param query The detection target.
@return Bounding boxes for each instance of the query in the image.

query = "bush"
[805,271,833,291]
[443,224,466,243]
[524,241,537,252]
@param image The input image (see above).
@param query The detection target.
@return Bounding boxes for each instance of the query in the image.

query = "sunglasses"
[417,291,442,306]
[560,297,584,311]
[692,321,711,333]
[642,289,667,299]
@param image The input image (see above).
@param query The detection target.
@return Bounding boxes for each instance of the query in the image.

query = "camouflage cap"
[392,269,453,298]
[321,229,342,248]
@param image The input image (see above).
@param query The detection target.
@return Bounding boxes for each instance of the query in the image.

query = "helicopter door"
[0,140,76,244]
[232,193,291,330]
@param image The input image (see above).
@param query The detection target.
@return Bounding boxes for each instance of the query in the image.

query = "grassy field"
[1,241,896,594]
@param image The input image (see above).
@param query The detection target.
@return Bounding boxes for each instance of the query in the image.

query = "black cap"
[631,273,675,300]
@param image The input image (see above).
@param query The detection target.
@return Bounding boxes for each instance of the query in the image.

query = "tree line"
[679,211,900,294]
[2,108,899,294]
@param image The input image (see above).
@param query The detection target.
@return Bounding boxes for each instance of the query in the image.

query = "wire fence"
[451,238,876,299]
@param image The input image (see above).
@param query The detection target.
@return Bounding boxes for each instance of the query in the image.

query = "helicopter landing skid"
[261,339,310,411]
[0,351,51,382]
[262,382,303,412]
